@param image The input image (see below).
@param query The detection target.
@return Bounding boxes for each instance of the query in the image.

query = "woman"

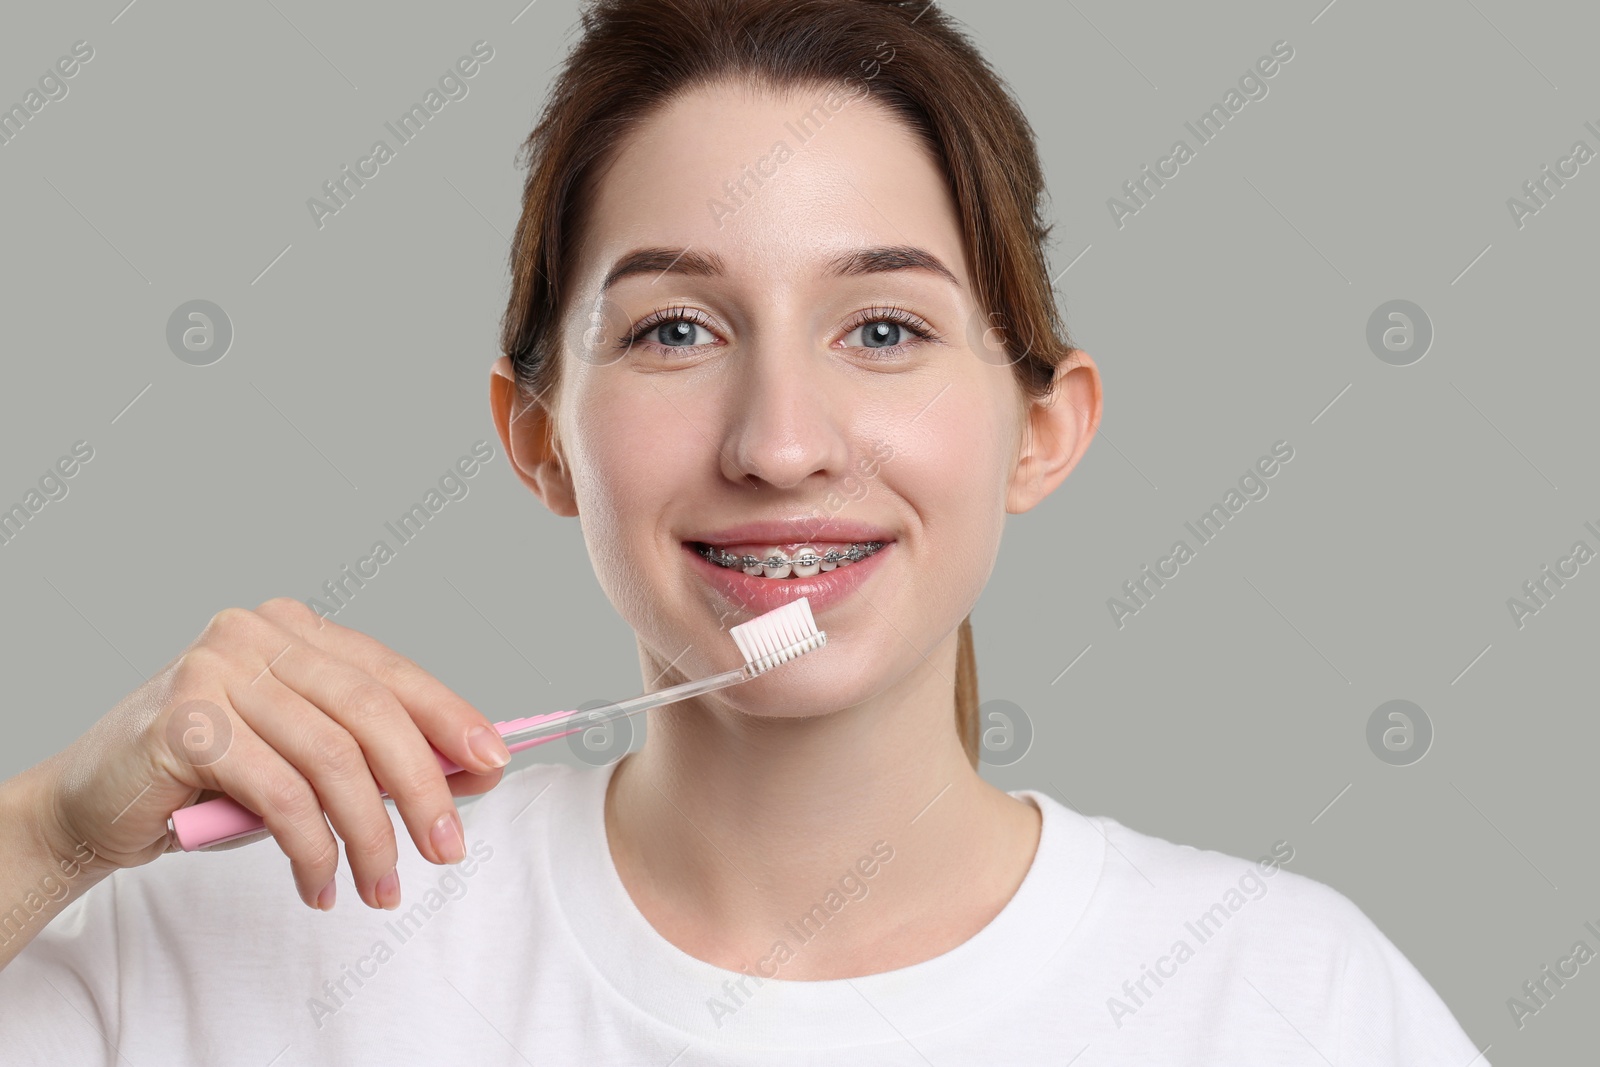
[0,0,1484,1062]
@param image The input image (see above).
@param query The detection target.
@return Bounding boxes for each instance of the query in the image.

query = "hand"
[31,597,511,912]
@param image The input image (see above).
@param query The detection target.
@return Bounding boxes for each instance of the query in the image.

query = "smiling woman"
[0,0,1486,1063]
[495,0,1087,766]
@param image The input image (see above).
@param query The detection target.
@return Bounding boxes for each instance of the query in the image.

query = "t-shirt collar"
[546,759,1106,1049]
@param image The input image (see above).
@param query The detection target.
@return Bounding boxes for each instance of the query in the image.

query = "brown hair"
[500,0,1076,767]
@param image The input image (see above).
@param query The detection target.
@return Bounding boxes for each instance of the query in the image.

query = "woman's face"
[548,81,1045,717]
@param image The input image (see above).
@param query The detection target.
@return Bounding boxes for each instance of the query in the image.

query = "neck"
[604,631,1041,980]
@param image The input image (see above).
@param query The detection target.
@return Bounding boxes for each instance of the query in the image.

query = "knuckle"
[255,596,313,624]
[372,646,420,684]
[298,835,341,874]
[346,822,396,864]
[306,731,368,784]
[172,646,225,688]
[203,606,258,641]
[263,774,318,824]
[342,680,404,727]
[388,760,445,804]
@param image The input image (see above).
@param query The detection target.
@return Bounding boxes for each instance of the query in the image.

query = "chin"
[712,632,907,720]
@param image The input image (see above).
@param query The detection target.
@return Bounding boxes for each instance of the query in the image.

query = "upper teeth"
[699,542,886,579]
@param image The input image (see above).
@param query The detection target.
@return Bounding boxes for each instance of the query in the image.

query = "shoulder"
[1082,805,1389,969]
[1048,800,1485,1062]
[1028,792,1353,942]
[1092,808,1343,927]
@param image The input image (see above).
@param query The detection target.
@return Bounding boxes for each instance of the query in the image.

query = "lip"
[687,518,896,548]
[684,539,893,616]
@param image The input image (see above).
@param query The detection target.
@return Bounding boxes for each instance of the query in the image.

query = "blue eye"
[618,303,941,359]
[849,319,913,349]
[621,306,717,352]
[642,320,713,347]
[842,306,940,358]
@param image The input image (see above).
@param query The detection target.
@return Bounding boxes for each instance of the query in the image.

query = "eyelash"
[618,304,942,358]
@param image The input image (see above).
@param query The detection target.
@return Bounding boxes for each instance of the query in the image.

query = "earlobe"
[489,355,580,517]
[1006,349,1104,514]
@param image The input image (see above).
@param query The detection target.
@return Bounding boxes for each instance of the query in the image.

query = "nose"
[719,340,852,492]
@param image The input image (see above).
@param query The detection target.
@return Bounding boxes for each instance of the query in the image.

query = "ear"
[489,355,579,517]
[1006,349,1104,514]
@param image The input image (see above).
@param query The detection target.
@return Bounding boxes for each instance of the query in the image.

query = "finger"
[255,598,512,776]
[447,766,504,798]
[225,671,403,909]
[250,638,467,873]
[167,700,342,911]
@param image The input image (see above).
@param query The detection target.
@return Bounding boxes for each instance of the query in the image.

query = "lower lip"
[684,541,894,616]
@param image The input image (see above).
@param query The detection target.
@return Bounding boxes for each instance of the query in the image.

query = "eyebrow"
[600,245,962,292]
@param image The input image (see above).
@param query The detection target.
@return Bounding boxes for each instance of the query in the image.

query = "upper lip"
[686,518,895,546]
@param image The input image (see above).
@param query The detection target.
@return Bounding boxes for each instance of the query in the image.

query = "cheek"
[565,384,686,549]
[889,392,1013,558]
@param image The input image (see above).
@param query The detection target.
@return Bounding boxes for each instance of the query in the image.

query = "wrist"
[0,761,113,968]
[5,760,109,887]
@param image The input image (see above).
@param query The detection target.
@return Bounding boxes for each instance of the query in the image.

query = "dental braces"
[698,541,888,571]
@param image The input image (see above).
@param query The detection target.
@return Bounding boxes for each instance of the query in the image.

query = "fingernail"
[316,879,337,911]
[468,725,511,769]
[375,868,401,910]
[431,811,466,865]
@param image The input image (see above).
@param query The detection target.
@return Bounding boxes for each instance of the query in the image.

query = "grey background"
[1,0,1593,1061]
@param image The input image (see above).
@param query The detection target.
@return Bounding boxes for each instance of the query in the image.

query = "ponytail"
[954,613,980,766]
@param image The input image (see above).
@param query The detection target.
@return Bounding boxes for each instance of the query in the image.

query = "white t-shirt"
[0,759,1486,1065]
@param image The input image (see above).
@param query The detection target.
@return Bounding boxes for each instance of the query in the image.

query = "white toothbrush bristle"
[729,597,826,674]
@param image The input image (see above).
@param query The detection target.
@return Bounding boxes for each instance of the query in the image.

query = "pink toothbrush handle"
[166,712,581,852]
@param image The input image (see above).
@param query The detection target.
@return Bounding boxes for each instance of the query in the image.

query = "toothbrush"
[165,597,826,852]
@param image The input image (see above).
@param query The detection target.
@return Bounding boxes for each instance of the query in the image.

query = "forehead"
[573,79,971,294]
